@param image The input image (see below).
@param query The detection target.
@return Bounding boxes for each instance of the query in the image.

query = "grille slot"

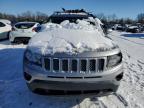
[89,59,96,72]
[71,59,78,72]
[53,59,59,71]
[44,58,50,71]
[44,58,105,73]
[80,59,87,72]
[98,59,104,71]
[62,59,69,72]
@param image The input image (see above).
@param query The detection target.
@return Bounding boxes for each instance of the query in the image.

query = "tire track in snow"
[74,97,107,108]
[109,32,144,46]
[124,52,144,90]
[137,60,144,65]
[99,94,127,108]
[90,97,107,108]
[117,52,144,108]
[113,93,128,107]
[118,82,144,108]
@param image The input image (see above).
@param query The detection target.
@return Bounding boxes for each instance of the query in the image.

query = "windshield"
[15,23,36,29]
[49,14,95,24]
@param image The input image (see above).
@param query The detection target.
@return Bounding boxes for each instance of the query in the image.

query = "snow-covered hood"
[28,20,118,55]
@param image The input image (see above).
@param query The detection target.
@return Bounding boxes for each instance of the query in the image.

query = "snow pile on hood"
[28,19,117,55]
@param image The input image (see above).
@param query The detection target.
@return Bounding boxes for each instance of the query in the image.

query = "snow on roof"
[53,9,89,16]
[28,19,117,55]
[53,12,88,15]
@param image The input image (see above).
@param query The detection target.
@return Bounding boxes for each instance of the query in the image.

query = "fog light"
[24,72,32,81]
[116,72,123,81]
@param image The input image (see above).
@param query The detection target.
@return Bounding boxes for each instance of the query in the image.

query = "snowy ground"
[0,31,144,108]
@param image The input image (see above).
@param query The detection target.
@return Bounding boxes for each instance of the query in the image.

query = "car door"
[0,22,7,39]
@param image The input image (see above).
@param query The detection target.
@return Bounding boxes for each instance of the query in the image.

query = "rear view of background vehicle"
[0,19,11,40]
[9,22,40,44]
[126,26,139,33]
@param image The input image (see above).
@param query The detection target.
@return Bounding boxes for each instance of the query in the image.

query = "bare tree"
[137,13,144,24]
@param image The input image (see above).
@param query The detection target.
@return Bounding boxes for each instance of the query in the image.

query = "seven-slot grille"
[44,58,105,73]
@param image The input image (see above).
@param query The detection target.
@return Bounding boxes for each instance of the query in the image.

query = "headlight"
[24,50,42,66]
[107,52,122,68]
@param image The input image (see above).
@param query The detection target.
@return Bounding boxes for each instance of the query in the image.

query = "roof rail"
[52,9,96,18]
[61,8,87,13]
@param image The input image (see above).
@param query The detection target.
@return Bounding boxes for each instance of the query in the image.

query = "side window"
[0,22,6,27]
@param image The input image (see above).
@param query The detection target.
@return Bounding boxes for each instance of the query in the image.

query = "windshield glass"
[15,23,35,29]
[49,14,95,24]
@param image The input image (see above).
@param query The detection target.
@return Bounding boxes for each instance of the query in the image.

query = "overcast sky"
[0,0,144,19]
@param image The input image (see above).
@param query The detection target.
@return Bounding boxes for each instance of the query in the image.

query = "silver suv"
[23,9,123,96]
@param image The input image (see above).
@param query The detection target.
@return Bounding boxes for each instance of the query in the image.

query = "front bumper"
[24,63,123,95]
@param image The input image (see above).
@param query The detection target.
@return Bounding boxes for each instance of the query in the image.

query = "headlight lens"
[24,50,42,66]
[107,52,122,68]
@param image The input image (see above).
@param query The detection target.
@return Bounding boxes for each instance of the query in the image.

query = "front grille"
[44,58,105,73]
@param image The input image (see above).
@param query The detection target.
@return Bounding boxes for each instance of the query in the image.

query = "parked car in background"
[126,26,139,33]
[138,25,144,33]
[23,9,123,96]
[9,22,40,44]
[116,25,125,31]
[0,19,11,40]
